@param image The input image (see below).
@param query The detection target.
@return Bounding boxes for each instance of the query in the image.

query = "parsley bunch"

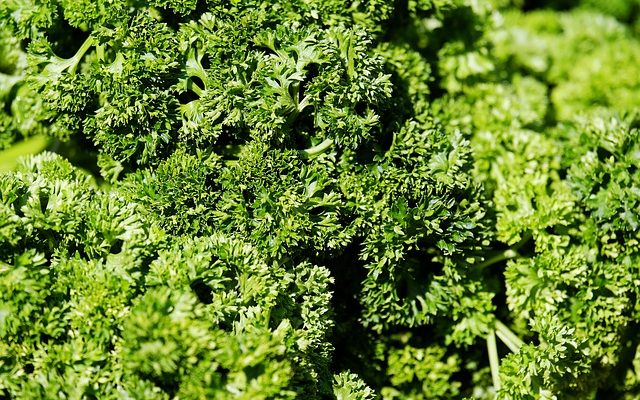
[1,0,640,399]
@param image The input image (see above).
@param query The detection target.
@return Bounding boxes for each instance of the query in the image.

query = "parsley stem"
[0,135,51,172]
[186,48,209,90]
[43,35,95,78]
[487,329,501,392]
[477,249,518,270]
[495,320,524,353]
[67,35,96,75]
[187,79,204,97]
[477,233,532,271]
[299,138,333,158]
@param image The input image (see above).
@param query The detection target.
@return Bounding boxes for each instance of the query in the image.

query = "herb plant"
[1,0,639,398]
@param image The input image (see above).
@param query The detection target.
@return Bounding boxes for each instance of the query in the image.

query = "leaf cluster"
[2,0,640,399]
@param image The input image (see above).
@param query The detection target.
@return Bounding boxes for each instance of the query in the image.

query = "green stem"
[299,138,333,158]
[43,35,95,77]
[186,48,209,90]
[477,249,518,270]
[95,43,105,61]
[187,79,204,97]
[487,330,501,392]
[297,95,310,112]
[68,35,95,75]
[477,233,532,271]
[0,135,51,172]
[495,320,525,353]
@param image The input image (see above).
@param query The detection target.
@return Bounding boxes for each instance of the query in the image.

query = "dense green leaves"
[0,154,335,398]
[2,0,640,398]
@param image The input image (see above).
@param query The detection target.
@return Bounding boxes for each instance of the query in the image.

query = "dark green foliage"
[340,120,493,338]
[0,153,335,398]
[2,0,640,399]
[429,1,640,396]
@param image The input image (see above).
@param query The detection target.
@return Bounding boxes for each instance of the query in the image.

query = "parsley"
[1,0,640,398]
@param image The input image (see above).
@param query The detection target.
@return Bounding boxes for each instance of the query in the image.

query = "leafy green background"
[1,0,640,398]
